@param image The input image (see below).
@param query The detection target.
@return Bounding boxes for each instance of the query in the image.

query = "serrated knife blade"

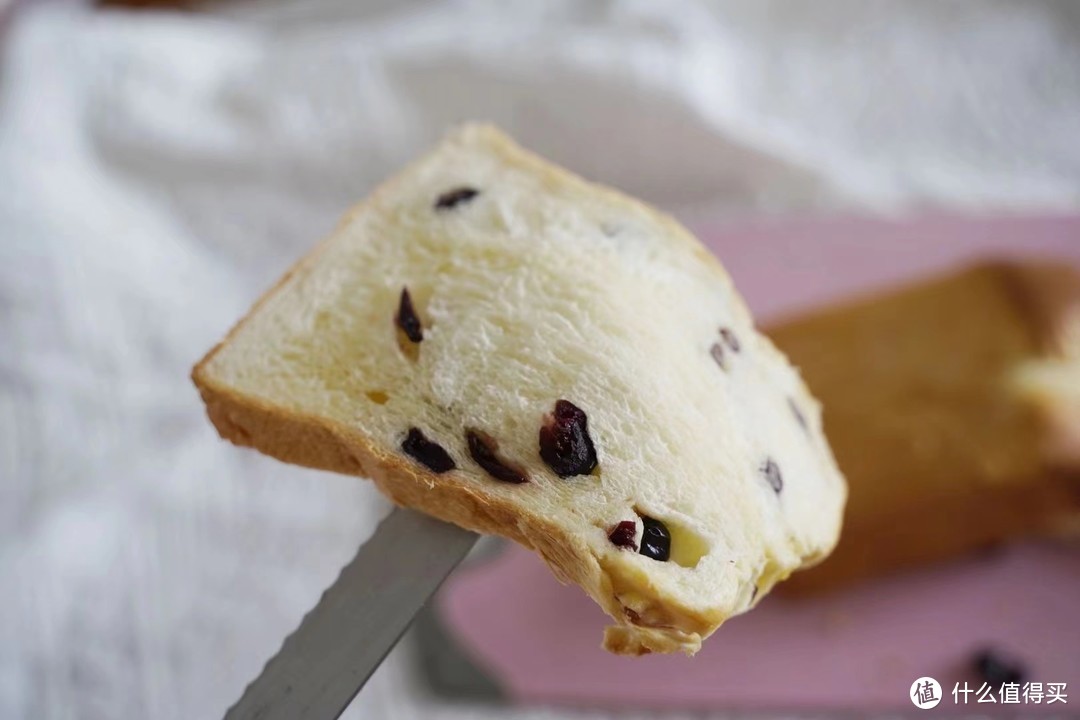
[223,507,479,720]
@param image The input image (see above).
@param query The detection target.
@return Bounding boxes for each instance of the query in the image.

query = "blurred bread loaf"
[769,261,1080,594]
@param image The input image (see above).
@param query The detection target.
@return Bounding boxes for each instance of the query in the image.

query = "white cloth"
[2,1,1079,718]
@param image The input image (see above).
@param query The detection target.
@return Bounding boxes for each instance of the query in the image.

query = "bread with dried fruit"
[192,125,847,655]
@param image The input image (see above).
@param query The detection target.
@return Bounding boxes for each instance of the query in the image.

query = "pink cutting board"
[435,214,1080,712]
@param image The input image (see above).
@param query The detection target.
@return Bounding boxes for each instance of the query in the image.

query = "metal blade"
[224,507,479,720]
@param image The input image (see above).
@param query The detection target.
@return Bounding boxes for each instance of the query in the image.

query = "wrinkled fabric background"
[2,1,1079,718]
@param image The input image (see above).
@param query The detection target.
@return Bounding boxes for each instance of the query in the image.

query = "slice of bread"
[768,262,1080,594]
[192,125,847,655]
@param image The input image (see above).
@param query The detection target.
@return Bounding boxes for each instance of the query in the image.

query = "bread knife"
[223,507,479,720]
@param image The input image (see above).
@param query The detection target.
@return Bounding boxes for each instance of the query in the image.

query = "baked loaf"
[769,262,1080,594]
[192,124,847,655]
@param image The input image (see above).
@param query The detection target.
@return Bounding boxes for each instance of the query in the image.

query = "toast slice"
[192,125,847,655]
[768,261,1080,594]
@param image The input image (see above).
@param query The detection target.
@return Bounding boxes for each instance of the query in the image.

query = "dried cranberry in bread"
[192,125,847,655]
